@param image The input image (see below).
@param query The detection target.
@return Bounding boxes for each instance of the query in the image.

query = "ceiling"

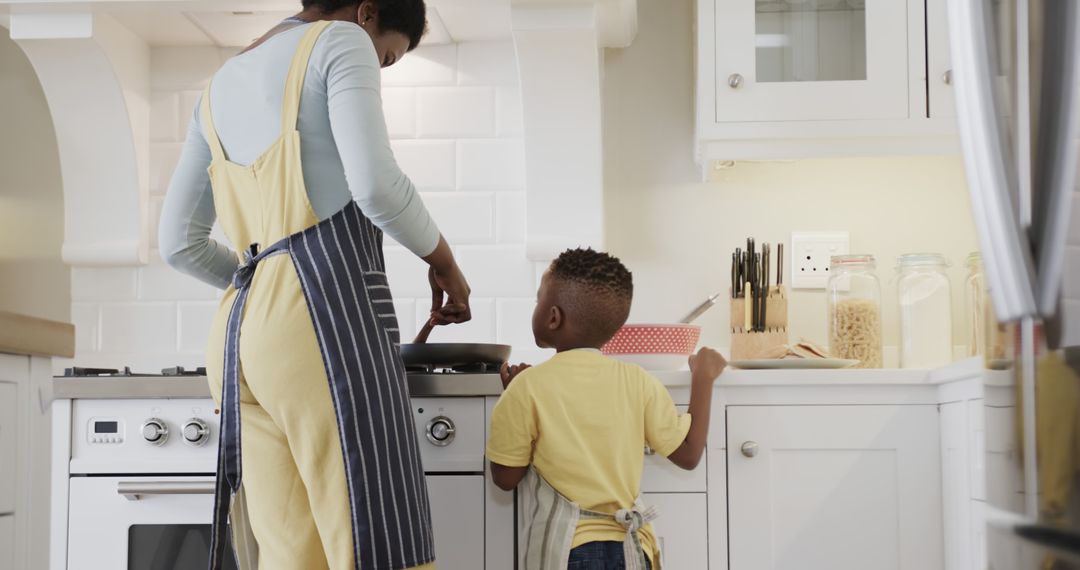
[105,2,512,48]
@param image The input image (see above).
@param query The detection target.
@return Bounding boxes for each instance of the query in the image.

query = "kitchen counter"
[50,358,992,401]
[0,310,74,358]
[50,372,506,401]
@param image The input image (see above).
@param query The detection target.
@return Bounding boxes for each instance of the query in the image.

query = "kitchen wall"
[63,38,549,371]
[0,33,69,323]
[602,0,986,360]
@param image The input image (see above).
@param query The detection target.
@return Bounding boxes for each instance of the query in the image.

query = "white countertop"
[653,356,988,388]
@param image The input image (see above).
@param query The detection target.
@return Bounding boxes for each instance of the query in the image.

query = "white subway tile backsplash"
[496,298,537,348]
[421,192,494,244]
[138,254,222,301]
[384,246,434,298]
[149,196,166,249]
[415,298,495,343]
[151,47,225,91]
[382,44,457,86]
[150,92,181,143]
[100,303,178,353]
[456,246,536,297]
[496,193,527,243]
[457,42,518,86]
[150,143,183,195]
[417,88,496,138]
[390,140,456,190]
[71,303,100,353]
[383,88,417,139]
[72,268,137,302]
[457,140,526,191]
[178,302,218,353]
[179,91,203,128]
[496,87,524,137]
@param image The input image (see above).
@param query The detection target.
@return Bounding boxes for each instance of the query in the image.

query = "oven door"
[68,476,236,570]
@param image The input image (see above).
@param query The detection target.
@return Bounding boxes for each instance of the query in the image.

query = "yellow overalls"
[200,21,436,570]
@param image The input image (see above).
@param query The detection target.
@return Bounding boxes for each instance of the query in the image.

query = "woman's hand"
[427,265,471,325]
[421,235,472,327]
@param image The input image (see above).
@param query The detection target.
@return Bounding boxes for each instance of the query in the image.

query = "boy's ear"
[548,305,564,331]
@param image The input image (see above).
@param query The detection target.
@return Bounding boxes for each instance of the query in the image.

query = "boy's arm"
[490,463,528,491]
[667,348,726,470]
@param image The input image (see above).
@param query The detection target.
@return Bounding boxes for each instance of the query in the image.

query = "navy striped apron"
[209,202,436,570]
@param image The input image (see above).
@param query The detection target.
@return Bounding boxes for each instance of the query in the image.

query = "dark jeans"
[567,541,653,570]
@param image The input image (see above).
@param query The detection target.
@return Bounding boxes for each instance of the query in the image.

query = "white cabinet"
[711,0,911,123]
[0,383,16,515]
[696,0,956,162]
[645,492,708,570]
[426,475,485,570]
[0,515,12,570]
[727,405,943,570]
[926,0,956,118]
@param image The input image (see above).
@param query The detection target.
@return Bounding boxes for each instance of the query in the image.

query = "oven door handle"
[117,480,216,501]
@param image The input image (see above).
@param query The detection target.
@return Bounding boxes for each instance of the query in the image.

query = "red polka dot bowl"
[601,324,702,370]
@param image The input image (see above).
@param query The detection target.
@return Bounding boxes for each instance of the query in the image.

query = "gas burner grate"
[161,366,208,377]
[405,362,503,375]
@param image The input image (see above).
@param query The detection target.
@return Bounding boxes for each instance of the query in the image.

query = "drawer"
[0,383,15,515]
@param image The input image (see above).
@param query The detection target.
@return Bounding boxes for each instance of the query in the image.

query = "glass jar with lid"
[827,254,883,368]
[964,252,987,358]
[897,253,953,369]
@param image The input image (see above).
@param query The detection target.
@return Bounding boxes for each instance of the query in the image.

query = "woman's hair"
[302,0,426,50]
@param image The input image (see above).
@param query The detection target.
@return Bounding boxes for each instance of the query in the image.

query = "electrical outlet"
[791,231,850,289]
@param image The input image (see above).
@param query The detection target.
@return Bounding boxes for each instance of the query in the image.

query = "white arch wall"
[4,12,150,267]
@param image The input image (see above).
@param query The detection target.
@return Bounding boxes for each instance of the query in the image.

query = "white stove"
[50,366,514,570]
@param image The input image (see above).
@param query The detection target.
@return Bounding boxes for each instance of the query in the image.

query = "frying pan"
[399,320,511,368]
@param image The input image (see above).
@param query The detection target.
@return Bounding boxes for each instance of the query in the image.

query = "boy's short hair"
[549,248,633,345]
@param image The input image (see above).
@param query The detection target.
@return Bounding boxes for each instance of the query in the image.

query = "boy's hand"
[500,362,531,389]
[688,347,727,384]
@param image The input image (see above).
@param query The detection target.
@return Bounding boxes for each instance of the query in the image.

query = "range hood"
[0,0,637,265]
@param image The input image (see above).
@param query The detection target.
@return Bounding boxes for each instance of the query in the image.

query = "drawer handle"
[117,480,216,501]
[740,441,759,458]
[728,73,744,89]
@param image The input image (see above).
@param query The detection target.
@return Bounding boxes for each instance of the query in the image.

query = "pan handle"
[414,320,435,344]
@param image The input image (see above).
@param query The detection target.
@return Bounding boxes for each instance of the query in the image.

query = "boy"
[487,248,726,570]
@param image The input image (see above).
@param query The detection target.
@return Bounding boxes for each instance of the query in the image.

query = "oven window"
[128,525,237,570]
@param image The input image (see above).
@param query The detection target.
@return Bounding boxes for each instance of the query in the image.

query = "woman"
[158,1,470,569]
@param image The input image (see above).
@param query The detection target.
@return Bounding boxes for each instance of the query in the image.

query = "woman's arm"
[322,24,470,322]
[322,24,439,258]
[159,103,239,289]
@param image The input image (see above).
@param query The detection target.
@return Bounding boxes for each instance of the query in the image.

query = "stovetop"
[63,366,207,377]
[53,363,505,400]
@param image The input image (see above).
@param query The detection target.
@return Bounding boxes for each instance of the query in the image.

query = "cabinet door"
[728,405,943,570]
[0,383,16,515]
[713,0,912,122]
[0,515,12,570]
[644,493,708,570]
[426,475,485,570]
[926,0,955,118]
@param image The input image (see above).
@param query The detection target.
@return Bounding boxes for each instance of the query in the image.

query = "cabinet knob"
[728,73,744,89]
[740,441,759,458]
[943,69,953,85]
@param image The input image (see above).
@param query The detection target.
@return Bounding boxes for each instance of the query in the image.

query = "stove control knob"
[182,419,210,446]
[426,416,455,447]
[141,418,169,446]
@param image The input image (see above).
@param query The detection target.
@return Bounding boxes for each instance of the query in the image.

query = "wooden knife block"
[730,286,789,360]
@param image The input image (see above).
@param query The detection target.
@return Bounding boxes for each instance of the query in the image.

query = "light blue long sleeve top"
[159,21,439,289]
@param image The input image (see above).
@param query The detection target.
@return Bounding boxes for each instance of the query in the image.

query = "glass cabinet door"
[713,0,913,122]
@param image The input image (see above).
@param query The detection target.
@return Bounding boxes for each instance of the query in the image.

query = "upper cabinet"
[696,0,959,167]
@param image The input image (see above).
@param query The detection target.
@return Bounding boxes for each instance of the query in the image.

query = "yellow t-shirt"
[486,349,692,562]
